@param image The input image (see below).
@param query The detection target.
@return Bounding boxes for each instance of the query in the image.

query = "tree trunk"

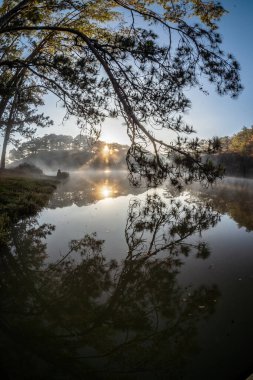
[0,90,18,169]
[0,125,11,169]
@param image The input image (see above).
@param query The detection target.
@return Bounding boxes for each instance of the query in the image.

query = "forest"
[8,133,129,170]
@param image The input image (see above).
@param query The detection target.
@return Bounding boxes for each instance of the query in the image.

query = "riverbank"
[0,172,59,242]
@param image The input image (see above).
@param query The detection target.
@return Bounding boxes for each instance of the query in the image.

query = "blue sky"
[1,0,253,150]
[183,0,253,139]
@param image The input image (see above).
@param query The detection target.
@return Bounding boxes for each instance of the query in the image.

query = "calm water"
[1,172,253,379]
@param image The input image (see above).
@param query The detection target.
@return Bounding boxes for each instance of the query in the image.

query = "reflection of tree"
[48,172,145,208]
[190,178,253,232]
[125,193,219,259]
[0,195,220,379]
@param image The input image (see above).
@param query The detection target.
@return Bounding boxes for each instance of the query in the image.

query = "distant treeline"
[9,134,129,171]
[9,126,253,176]
[207,126,253,178]
[219,126,253,155]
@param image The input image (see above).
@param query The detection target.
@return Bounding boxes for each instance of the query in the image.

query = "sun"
[103,145,110,155]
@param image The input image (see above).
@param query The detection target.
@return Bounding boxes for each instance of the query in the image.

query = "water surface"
[1,172,253,379]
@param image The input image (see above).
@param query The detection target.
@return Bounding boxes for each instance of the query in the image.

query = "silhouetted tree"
[0,76,53,168]
[0,0,242,186]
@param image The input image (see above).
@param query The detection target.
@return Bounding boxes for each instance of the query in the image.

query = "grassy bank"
[0,175,58,242]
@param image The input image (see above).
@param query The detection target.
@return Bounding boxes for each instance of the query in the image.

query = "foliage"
[0,60,54,168]
[9,133,97,159]
[229,126,253,155]
[217,126,253,155]
[0,0,242,187]
[205,126,253,178]
[9,133,129,170]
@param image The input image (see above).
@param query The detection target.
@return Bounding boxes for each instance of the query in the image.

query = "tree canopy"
[229,126,253,156]
[0,0,242,186]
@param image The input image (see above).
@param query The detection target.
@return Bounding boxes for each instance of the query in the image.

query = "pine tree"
[0,1,242,186]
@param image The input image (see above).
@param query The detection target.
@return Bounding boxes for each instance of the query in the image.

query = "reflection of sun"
[101,186,112,198]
